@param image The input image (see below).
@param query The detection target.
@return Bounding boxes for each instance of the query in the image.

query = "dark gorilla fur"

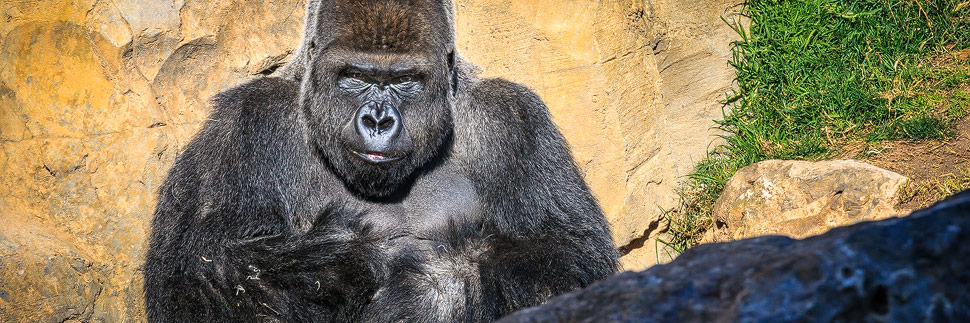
[144,0,620,322]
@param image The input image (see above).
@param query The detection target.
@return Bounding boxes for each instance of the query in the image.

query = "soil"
[841,117,970,210]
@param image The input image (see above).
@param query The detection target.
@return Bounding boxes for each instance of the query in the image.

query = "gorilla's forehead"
[346,51,435,72]
[318,0,452,53]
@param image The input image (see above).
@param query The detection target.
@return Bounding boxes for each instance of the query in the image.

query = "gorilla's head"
[300,0,457,198]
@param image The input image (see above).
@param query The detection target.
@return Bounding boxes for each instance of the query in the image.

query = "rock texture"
[0,0,741,320]
[706,160,910,243]
[500,190,970,322]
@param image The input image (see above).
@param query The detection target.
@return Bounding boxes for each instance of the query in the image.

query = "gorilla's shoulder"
[462,77,561,142]
[454,77,571,174]
[468,78,537,98]
[175,77,306,173]
[213,76,299,104]
[211,77,300,118]
[196,77,304,146]
[466,78,546,119]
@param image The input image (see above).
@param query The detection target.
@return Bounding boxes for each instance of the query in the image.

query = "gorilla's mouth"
[351,150,403,164]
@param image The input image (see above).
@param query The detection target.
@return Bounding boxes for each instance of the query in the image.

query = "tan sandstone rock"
[0,0,741,320]
[706,160,910,243]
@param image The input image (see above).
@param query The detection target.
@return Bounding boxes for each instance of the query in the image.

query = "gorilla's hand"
[237,209,393,304]
[211,209,394,321]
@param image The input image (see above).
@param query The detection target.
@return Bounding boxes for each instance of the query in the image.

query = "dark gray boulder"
[501,190,970,322]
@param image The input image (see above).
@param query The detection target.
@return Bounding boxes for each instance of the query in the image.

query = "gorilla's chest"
[359,165,483,252]
[351,166,486,318]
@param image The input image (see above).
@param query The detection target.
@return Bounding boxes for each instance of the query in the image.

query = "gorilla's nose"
[354,102,403,152]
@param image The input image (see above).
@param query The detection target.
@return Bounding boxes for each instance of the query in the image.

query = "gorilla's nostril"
[362,115,378,130]
[377,118,394,131]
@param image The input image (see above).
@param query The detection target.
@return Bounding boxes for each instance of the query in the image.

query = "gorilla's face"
[301,43,454,198]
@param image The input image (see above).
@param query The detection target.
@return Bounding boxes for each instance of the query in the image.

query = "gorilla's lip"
[350,150,403,164]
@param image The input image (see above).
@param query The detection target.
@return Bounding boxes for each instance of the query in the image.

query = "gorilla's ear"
[448,51,458,96]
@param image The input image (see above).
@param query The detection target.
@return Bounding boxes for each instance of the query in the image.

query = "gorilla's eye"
[391,75,418,84]
[343,71,378,84]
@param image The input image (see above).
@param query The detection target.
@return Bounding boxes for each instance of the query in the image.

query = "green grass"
[899,166,970,204]
[664,0,970,252]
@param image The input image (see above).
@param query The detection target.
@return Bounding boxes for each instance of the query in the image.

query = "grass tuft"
[664,0,970,251]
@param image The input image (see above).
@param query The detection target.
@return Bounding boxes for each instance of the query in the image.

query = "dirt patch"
[841,117,970,210]
[839,46,970,210]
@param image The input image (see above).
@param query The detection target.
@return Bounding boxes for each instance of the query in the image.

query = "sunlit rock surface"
[706,160,909,243]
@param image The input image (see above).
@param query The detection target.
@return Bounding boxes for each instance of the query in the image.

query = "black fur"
[144,1,619,322]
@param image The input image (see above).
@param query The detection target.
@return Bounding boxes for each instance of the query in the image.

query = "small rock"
[707,160,909,243]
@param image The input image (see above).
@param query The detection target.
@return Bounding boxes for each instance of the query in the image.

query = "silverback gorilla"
[144,0,619,321]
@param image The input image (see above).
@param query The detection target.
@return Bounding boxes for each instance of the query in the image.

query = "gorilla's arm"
[454,78,620,316]
[143,78,384,322]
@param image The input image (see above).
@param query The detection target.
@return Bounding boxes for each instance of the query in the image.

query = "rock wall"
[0,0,742,320]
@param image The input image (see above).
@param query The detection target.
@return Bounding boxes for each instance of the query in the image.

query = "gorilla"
[143,0,619,322]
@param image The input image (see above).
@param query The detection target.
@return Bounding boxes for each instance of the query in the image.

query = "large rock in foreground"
[501,190,970,322]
